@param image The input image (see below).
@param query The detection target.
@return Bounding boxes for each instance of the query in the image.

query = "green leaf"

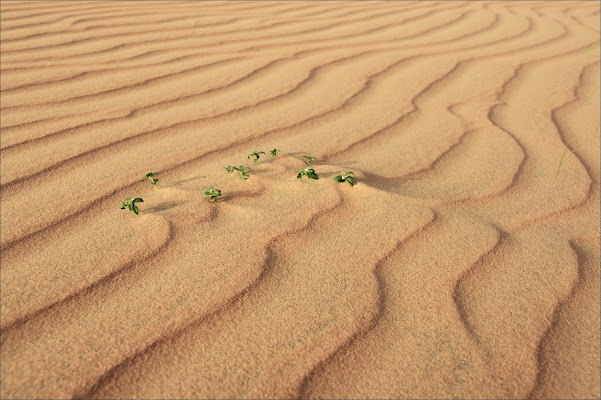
[133,198,144,203]
[346,177,354,186]
[133,206,139,215]
[333,176,343,182]
[120,205,126,209]
[128,204,133,211]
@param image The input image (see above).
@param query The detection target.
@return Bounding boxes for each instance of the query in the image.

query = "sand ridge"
[1,1,599,399]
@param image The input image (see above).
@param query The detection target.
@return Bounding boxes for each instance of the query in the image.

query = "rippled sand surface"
[1,1,600,398]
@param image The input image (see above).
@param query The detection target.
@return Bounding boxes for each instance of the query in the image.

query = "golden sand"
[1,1,599,398]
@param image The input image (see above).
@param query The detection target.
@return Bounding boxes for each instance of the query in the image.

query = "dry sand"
[1,1,600,398]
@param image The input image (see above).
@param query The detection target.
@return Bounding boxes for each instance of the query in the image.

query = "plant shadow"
[143,201,180,214]
[219,189,260,202]
[162,175,206,188]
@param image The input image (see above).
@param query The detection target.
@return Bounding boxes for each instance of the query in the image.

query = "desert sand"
[1,1,600,398]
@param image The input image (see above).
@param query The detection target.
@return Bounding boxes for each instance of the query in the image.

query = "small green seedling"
[302,155,317,165]
[269,149,281,158]
[233,166,251,180]
[120,197,144,215]
[142,172,159,190]
[248,151,266,164]
[333,171,355,187]
[535,147,567,180]
[224,166,237,173]
[297,167,319,180]
[203,186,222,201]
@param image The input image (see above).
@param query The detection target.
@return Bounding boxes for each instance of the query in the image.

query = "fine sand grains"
[1,1,599,399]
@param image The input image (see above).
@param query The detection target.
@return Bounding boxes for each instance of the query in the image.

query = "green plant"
[203,186,222,201]
[582,85,600,104]
[270,149,281,158]
[333,171,355,187]
[248,151,266,164]
[535,147,567,180]
[190,18,199,39]
[584,40,600,58]
[297,167,319,180]
[302,155,317,165]
[232,165,251,179]
[142,172,159,190]
[120,197,144,215]
[224,166,237,173]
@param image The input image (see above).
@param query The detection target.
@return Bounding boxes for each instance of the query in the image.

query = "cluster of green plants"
[224,165,251,180]
[121,149,356,215]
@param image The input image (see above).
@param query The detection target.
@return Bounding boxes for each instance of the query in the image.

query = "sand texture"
[1,1,600,399]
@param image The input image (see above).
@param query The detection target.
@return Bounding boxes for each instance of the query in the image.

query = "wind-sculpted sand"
[1,1,599,399]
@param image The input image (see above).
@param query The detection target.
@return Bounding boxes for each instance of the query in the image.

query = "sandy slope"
[0,1,599,399]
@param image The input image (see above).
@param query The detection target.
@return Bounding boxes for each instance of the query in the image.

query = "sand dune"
[1,1,599,399]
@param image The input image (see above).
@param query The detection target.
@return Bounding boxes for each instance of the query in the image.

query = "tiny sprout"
[224,166,237,173]
[297,167,319,180]
[333,171,355,187]
[248,151,266,164]
[203,186,222,201]
[302,155,317,165]
[120,197,144,215]
[270,149,281,158]
[141,172,159,190]
[233,166,251,179]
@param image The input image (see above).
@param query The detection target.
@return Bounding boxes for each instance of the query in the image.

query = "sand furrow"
[528,238,601,399]
[1,52,389,250]
[0,3,434,57]
[0,2,462,63]
[0,49,382,189]
[319,10,540,172]
[302,212,502,399]
[0,15,248,47]
[449,43,597,229]
[84,183,435,399]
[0,2,516,191]
[452,228,586,398]
[0,4,479,130]
[3,43,460,246]
[0,164,341,399]
[0,54,244,125]
[0,4,452,110]
[527,238,600,399]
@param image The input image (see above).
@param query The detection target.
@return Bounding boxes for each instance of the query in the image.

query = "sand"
[0,1,599,398]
